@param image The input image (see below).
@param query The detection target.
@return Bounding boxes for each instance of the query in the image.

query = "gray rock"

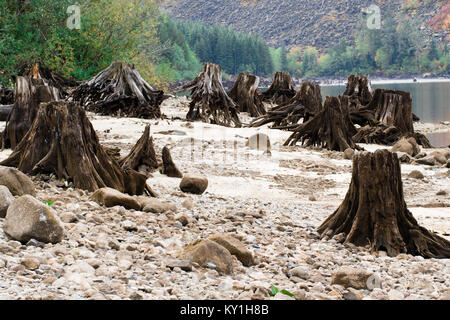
[4,195,64,244]
[343,148,355,160]
[166,259,193,272]
[331,267,374,290]
[290,266,310,280]
[0,166,36,196]
[391,137,420,157]
[0,185,14,218]
[416,156,435,166]
[180,174,208,195]
[408,170,424,179]
[138,197,177,214]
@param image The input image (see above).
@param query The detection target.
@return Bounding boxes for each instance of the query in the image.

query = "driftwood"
[251,81,322,129]
[318,150,450,259]
[284,96,359,151]
[0,101,150,195]
[161,146,183,178]
[228,72,265,117]
[260,72,296,105]
[2,76,60,149]
[72,61,165,119]
[181,63,241,128]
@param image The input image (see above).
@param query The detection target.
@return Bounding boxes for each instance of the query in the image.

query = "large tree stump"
[260,72,296,105]
[119,125,159,176]
[251,81,322,128]
[181,63,241,128]
[318,149,450,259]
[284,96,359,151]
[343,75,374,106]
[228,72,265,117]
[72,61,165,119]
[0,105,13,122]
[0,101,149,195]
[2,76,60,149]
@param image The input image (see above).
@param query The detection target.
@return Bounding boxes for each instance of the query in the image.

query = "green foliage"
[270,285,295,298]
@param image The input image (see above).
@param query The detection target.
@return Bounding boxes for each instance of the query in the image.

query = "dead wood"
[161,146,183,178]
[228,72,265,117]
[260,72,296,105]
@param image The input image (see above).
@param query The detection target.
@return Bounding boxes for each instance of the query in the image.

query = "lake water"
[321,81,450,147]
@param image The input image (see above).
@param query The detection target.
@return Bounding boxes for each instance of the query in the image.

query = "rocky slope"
[161,0,449,50]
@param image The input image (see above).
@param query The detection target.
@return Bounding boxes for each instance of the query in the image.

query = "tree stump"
[119,125,159,176]
[284,96,359,151]
[181,63,241,128]
[0,105,13,122]
[2,76,60,149]
[260,72,296,105]
[161,146,183,178]
[251,81,322,128]
[343,75,374,106]
[0,101,149,195]
[72,61,165,119]
[318,149,450,259]
[0,86,14,105]
[228,72,265,117]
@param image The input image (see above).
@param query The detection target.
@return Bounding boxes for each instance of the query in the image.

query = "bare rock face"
[89,188,141,210]
[4,195,64,244]
[0,166,36,196]
[181,239,234,275]
[180,174,208,195]
[331,267,374,290]
[138,197,177,214]
[209,234,255,267]
[0,185,14,218]
[391,137,420,157]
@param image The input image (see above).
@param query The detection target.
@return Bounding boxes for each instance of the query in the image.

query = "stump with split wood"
[72,61,165,119]
[260,72,296,105]
[318,149,450,259]
[251,81,322,128]
[284,96,359,151]
[2,76,60,149]
[181,63,241,128]
[0,101,150,195]
[343,75,373,106]
[228,72,265,117]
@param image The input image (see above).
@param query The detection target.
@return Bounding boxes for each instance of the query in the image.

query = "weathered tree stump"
[0,105,13,122]
[260,72,296,105]
[72,61,165,119]
[0,101,150,195]
[251,81,322,128]
[2,76,60,149]
[119,125,159,176]
[161,146,183,178]
[318,149,450,259]
[343,75,374,106]
[181,63,241,128]
[0,86,14,105]
[284,96,359,151]
[228,72,265,117]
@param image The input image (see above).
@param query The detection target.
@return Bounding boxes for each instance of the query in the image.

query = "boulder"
[4,195,64,243]
[408,170,424,179]
[430,151,448,165]
[391,137,420,157]
[416,156,436,166]
[209,234,255,267]
[343,148,355,160]
[0,166,36,196]
[0,185,14,218]
[180,174,208,195]
[331,267,374,290]
[246,133,271,152]
[138,197,177,214]
[181,239,234,275]
[89,188,140,210]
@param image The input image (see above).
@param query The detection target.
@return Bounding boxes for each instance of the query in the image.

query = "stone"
[415,152,427,159]
[166,259,193,272]
[430,151,448,165]
[138,197,177,214]
[89,188,140,210]
[180,174,208,195]
[308,195,317,201]
[343,148,355,160]
[331,267,373,290]
[246,133,271,152]
[0,185,14,218]
[290,266,310,280]
[397,152,411,163]
[21,257,40,270]
[181,199,194,210]
[388,289,405,300]
[0,166,36,196]
[4,195,64,244]
[181,239,234,275]
[209,234,255,267]
[343,288,363,300]
[60,212,78,223]
[121,220,137,232]
[175,214,189,226]
[408,170,424,179]
[416,156,436,166]
[436,190,447,196]
[391,137,420,157]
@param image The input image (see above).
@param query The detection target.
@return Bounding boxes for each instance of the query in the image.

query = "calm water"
[321,81,450,147]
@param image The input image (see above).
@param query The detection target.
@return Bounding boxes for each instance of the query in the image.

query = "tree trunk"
[72,61,165,119]
[251,81,322,128]
[318,149,450,259]
[181,63,241,128]
[343,75,374,106]
[161,146,183,178]
[2,76,60,149]
[260,72,296,105]
[119,124,159,176]
[0,104,13,121]
[284,96,359,151]
[228,72,265,117]
[0,101,150,195]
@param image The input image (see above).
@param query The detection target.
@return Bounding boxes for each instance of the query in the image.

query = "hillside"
[161,0,449,51]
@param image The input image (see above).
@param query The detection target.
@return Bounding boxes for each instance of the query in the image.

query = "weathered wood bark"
[161,146,183,178]
[260,72,296,105]
[343,75,374,106]
[72,61,165,119]
[0,105,13,121]
[284,96,359,151]
[251,81,322,128]
[0,101,150,195]
[228,72,265,117]
[119,125,159,176]
[181,63,241,128]
[0,86,14,105]
[318,149,450,259]
[2,76,60,149]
